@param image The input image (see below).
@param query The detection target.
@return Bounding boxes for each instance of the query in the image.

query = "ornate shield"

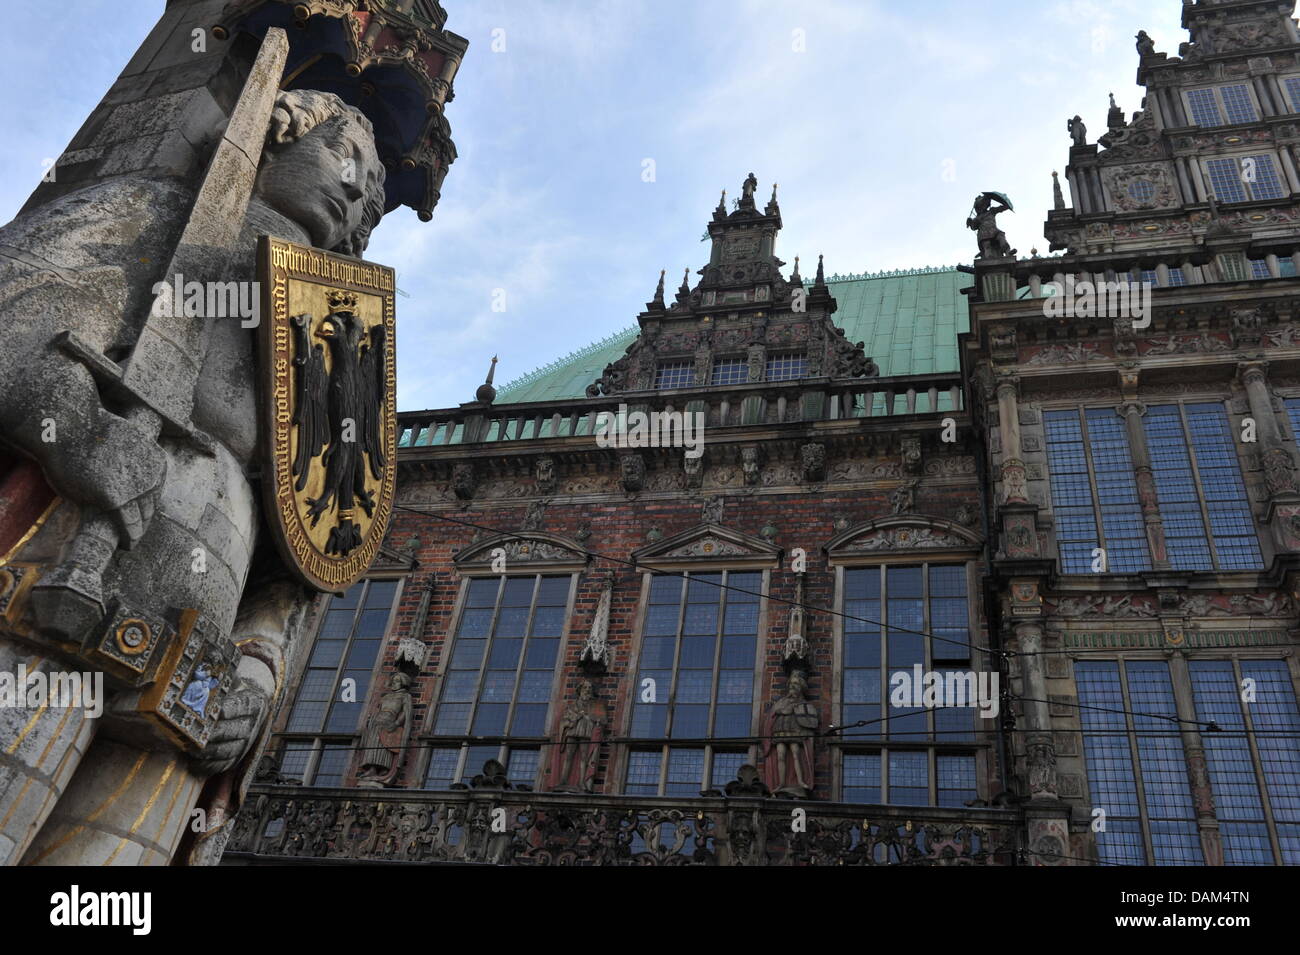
[257,236,397,592]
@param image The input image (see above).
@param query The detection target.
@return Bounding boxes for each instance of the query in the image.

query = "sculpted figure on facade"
[357,672,415,788]
[966,192,1016,258]
[547,680,606,792]
[762,669,818,797]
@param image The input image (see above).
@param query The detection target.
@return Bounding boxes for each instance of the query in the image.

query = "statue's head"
[256,90,387,256]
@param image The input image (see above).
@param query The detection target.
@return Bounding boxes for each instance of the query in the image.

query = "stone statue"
[357,672,414,788]
[1135,30,1155,57]
[548,681,606,792]
[741,172,758,203]
[0,28,391,865]
[702,495,725,524]
[966,192,1016,259]
[762,669,818,796]
[1067,115,1087,147]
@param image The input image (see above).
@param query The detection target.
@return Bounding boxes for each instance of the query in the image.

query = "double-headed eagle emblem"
[290,289,387,556]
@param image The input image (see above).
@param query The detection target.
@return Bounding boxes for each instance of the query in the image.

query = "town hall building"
[227,0,1300,866]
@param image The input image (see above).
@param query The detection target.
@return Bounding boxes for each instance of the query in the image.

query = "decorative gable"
[585,174,879,397]
[824,516,982,561]
[453,532,589,572]
[631,523,782,569]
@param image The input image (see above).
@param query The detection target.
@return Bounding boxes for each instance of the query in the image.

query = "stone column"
[1168,653,1223,865]
[1117,399,1170,569]
[996,375,1028,504]
[1015,622,1073,865]
[1015,622,1054,797]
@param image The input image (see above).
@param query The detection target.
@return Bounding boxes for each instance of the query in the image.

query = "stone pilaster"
[1238,361,1300,552]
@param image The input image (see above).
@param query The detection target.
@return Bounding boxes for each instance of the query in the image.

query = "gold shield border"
[257,235,398,593]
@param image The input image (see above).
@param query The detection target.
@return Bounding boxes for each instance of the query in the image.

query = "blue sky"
[0,0,1190,410]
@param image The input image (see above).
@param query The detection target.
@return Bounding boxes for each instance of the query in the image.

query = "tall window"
[424,574,572,789]
[655,361,695,390]
[1043,408,1150,573]
[279,578,400,786]
[1143,403,1261,570]
[765,352,808,382]
[1076,660,1201,865]
[1283,397,1300,447]
[625,571,761,795]
[1190,660,1300,865]
[710,356,748,386]
[1284,76,1300,113]
[1204,155,1285,203]
[1077,657,1300,866]
[1186,85,1257,126]
[839,564,978,807]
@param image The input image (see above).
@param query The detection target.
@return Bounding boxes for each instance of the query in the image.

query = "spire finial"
[814,253,826,287]
[1051,170,1065,210]
[791,255,801,283]
[475,355,498,403]
[649,269,666,309]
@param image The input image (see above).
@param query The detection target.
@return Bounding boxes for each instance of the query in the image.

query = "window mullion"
[1177,403,1221,569]
[1232,658,1284,865]
[1117,663,1156,864]
[1077,408,1110,560]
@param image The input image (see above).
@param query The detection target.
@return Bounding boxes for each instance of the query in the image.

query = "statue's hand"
[47,408,167,548]
[191,683,268,777]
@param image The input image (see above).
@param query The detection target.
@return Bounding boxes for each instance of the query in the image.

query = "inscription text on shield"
[257,236,397,592]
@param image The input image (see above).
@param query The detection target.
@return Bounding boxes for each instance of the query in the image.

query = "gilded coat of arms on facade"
[257,236,397,592]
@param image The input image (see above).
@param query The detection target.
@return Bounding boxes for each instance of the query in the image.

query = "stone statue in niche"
[762,669,818,797]
[357,672,415,788]
[547,680,607,792]
[452,462,476,499]
[742,447,761,486]
[702,495,725,524]
[620,453,646,493]
[534,455,556,494]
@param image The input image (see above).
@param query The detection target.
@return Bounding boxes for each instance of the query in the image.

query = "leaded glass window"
[710,357,748,386]
[424,574,572,789]
[1143,403,1261,570]
[1190,660,1300,865]
[1284,76,1300,113]
[1205,155,1284,204]
[625,571,762,795]
[765,352,807,382]
[655,360,695,389]
[1043,408,1150,573]
[278,579,400,785]
[1186,85,1257,127]
[1075,660,1201,865]
[839,564,978,807]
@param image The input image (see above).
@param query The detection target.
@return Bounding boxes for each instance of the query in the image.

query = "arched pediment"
[631,524,781,569]
[824,516,983,560]
[453,531,589,571]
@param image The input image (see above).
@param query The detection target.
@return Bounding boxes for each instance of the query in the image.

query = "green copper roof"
[495,266,969,404]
